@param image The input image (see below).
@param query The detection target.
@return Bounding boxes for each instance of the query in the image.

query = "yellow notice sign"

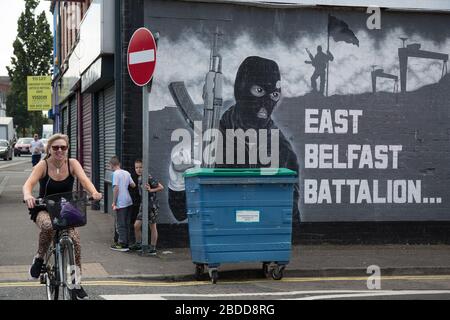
[27,76,52,111]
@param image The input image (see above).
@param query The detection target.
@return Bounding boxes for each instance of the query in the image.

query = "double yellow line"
[1,274,450,288]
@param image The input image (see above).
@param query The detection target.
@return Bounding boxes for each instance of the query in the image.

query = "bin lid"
[184,168,297,177]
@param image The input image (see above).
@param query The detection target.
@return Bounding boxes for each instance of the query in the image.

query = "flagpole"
[326,14,330,97]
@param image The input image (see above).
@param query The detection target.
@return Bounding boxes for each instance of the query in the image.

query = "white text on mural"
[304,109,441,205]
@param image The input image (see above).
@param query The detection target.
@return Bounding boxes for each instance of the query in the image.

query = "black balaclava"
[233,56,281,128]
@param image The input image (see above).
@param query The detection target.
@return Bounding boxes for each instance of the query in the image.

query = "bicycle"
[31,191,93,300]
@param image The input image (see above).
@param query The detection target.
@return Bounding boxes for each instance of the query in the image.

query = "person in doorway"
[129,159,164,255]
[109,156,136,252]
[23,133,102,300]
[30,134,44,167]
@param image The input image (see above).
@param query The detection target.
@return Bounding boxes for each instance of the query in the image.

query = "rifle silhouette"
[305,48,315,66]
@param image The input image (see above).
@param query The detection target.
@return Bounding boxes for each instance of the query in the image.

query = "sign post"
[141,84,151,253]
[127,28,158,254]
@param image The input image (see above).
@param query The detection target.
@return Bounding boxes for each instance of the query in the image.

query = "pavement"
[1,159,450,283]
[1,205,450,282]
[84,210,450,281]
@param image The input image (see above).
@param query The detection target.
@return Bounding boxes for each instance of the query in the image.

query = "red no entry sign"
[127,28,157,87]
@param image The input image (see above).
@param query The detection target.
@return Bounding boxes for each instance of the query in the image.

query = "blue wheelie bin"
[184,168,297,284]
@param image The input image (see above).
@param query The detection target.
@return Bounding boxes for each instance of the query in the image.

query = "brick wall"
[121,0,144,172]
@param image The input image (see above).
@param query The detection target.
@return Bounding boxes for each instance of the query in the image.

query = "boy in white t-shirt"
[109,156,136,252]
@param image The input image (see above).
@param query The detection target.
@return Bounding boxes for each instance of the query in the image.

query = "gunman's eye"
[250,85,266,97]
[270,91,281,102]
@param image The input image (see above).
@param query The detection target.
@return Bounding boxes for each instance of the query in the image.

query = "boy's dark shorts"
[136,207,158,224]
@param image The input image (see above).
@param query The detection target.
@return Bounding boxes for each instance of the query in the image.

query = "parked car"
[0,139,13,161]
[14,137,33,156]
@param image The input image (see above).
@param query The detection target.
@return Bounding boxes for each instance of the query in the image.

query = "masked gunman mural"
[144,0,450,224]
[216,56,300,218]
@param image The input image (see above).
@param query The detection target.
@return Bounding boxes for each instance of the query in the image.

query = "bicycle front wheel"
[60,242,77,300]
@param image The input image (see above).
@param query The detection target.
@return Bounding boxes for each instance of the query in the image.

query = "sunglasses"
[51,145,68,151]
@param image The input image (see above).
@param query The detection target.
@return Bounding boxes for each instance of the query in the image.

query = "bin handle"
[212,168,261,173]
[210,168,296,176]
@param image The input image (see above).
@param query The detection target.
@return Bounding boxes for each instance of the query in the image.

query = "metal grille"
[82,93,92,179]
[95,85,115,210]
[104,85,116,166]
[98,91,105,207]
[69,96,77,159]
[61,105,69,135]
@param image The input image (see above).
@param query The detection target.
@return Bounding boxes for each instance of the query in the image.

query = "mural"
[144,1,450,223]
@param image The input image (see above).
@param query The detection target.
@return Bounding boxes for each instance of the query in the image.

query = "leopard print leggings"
[35,211,82,272]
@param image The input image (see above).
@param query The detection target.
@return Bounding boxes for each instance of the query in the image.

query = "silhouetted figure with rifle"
[305,45,334,95]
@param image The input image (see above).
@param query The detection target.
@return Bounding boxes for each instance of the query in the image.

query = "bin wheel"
[210,270,218,284]
[262,263,270,278]
[194,264,205,280]
[271,265,285,280]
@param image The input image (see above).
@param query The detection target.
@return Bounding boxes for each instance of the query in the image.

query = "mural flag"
[328,15,359,47]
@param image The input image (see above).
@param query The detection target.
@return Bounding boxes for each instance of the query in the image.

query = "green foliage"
[6,0,53,137]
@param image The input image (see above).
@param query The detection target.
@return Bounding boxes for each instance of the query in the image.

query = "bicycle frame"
[42,229,78,300]
[33,191,92,300]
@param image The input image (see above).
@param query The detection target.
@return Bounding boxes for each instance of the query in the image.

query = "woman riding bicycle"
[23,133,102,300]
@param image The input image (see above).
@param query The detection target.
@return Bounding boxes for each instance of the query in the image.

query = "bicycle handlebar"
[22,198,45,205]
[23,196,97,205]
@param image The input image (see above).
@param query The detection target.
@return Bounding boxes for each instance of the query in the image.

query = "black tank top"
[39,159,75,198]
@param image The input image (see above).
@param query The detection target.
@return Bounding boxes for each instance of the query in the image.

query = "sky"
[0,0,53,77]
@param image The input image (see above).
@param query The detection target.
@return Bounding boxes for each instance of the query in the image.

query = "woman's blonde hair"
[44,133,70,160]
